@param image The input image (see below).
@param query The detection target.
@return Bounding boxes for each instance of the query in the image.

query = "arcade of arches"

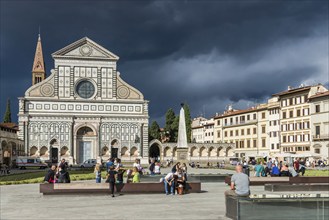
[0,124,24,166]
[148,139,234,162]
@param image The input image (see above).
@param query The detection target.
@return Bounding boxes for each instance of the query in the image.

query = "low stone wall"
[225,194,329,220]
[265,183,329,192]
[40,181,201,195]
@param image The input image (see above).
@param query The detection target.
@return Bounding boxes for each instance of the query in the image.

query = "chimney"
[288,86,293,90]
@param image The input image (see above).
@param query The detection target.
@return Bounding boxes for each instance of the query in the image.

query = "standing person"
[94,163,101,183]
[106,158,114,172]
[293,158,300,173]
[149,159,155,175]
[225,165,250,197]
[58,159,68,171]
[44,165,57,183]
[107,166,117,197]
[163,172,178,195]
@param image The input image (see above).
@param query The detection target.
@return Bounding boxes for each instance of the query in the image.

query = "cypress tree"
[183,103,192,143]
[165,108,176,141]
[149,121,161,141]
[3,99,12,123]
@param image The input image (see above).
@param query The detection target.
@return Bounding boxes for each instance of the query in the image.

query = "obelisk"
[176,103,189,163]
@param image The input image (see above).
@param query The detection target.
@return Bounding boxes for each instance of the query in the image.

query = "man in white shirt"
[164,172,178,195]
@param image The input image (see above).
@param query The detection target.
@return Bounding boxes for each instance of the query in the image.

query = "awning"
[291,152,322,158]
[272,153,294,158]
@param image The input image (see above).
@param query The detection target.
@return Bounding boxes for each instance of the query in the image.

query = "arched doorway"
[77,126,96,163]
[1,140,10,166]
[110,139,119,159]
[149,143,160,161]
[50,139,59,164]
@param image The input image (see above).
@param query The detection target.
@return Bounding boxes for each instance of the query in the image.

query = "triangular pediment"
[51,37,119,60]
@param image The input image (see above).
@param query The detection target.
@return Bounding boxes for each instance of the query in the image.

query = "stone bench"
[141,174,231,183]
[39,181,201,195]
[265,183,329,192]
[225,176,289,185]
[225,176,329,186]
[225,193,329,220]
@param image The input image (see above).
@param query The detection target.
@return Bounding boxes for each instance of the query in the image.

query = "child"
[94,163,101,183]
[108,166,117,197]
[132,167,140,183]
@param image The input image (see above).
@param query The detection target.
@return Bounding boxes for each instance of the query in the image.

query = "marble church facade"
[18,36,149,164]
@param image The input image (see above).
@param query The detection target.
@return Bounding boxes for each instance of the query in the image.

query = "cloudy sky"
[1,0,328,126]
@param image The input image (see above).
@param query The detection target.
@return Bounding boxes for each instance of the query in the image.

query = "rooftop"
[272,86,311,97]
[0,123,19,131]
[309,91,329,100]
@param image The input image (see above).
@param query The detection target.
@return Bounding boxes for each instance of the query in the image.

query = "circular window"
[76,80,95,99]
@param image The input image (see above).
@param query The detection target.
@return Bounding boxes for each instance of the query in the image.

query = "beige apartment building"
[273,84,328,155]
[191,117,214,143]
[267,97,281,154]
[192,84,328,161]
[213,104,268,160]
[309,91,329,160]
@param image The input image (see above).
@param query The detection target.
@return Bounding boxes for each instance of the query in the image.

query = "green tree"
[171,115,179,142]
[3,99,11,123]
[165,108,176,141]
[183,103,192,143]
[149,121,161,141]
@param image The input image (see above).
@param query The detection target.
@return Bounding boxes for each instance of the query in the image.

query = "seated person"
[288,165,298,177]
[176,168,186,192]
[225,165,250,197]
[270,164,280,177]
[132,167,140,183]
[163,172,178,195]
[299,164,306,176]
[154,162,161,174]
[280,164,290,176]
[254,162,265,177]
[57,167,71,183]
[44,165,57,183]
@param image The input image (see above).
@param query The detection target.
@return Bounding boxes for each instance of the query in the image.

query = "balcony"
[313,134,329,141]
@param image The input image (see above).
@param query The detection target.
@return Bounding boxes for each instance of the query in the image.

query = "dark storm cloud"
[0,0,328,125]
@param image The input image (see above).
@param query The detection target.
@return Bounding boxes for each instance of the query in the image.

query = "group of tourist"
[253,158,306,177]
[161,162,188,195]
[44,158,71,183]
[149,159,161,175]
